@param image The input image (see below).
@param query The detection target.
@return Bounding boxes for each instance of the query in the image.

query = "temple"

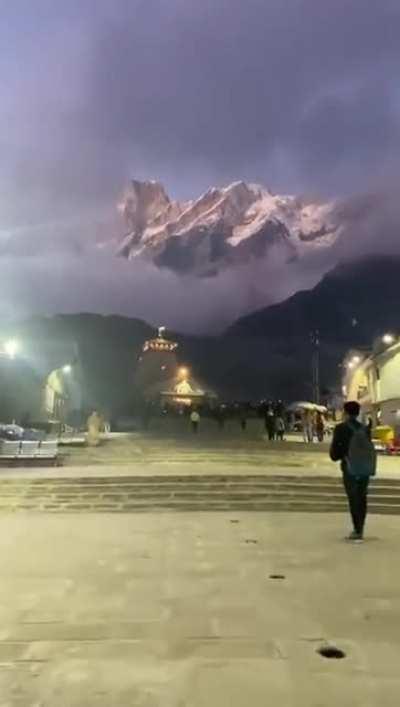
[134,327,216,408]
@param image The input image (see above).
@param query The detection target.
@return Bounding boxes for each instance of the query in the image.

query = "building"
[134,327,216,408]
[134,327,179,398]
[0,337,82,426]
[343,334,400,428]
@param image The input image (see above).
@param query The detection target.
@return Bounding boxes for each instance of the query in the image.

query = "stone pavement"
[1,431,400,480]
[0,511,399,706]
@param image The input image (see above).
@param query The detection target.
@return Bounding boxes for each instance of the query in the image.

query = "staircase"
[0,475,400,514]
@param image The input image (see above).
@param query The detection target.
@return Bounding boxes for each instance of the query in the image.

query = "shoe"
[345,531,363,543]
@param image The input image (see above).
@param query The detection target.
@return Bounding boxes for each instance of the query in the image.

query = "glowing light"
[63,365,72,374]
[383,334,395,345]
[352,356,361,364]
[347,361,355,369]
[4,339,19,359]
[178,367,189,380]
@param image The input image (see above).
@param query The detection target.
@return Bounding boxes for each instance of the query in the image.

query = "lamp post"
[382,333,395,346]
[310,329,320,404]
[3,340,19,359]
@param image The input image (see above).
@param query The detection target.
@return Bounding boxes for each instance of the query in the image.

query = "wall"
[377,346,400,404]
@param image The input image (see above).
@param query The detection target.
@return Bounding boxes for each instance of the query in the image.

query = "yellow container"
[374,426,395,444]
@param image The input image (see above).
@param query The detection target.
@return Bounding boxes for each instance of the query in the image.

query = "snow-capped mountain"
[116,179,340,276]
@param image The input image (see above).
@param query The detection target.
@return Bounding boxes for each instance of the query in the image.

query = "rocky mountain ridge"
[117,179,340,276]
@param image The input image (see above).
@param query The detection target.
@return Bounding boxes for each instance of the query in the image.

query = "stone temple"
[134,327,216,408]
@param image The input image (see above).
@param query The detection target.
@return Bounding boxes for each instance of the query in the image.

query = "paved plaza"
[0,430,399,704]
[0,511,400,706]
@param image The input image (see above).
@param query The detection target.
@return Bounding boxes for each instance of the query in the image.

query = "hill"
[3,256,399,412]
[229,256,400,346]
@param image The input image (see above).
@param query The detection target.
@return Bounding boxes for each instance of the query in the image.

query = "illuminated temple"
[135,327,216,407]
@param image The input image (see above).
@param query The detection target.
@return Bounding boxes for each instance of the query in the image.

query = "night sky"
[1,1,399,330]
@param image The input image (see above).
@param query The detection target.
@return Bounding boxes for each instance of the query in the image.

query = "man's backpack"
[346,422,377,478]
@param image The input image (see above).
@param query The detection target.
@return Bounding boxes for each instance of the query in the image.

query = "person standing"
[265,412,275,441]
[216,407,225,431]
[316,411,325,443]
[87,410,103,447]
[330,401,377,542]
[190,409,200,433]
[275,415,285,441]
[302,411,313,443]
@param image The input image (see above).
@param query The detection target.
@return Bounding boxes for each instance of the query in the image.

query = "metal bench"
[0,441,21,459]
[20,441,40,457]
[38,441,59,459]
[0,440,61,466]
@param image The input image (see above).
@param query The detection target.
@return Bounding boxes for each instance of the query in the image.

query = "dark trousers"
[342,473,369,535]
[191,422,198,434]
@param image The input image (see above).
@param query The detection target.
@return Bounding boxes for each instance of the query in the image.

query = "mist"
[1,185,399,333]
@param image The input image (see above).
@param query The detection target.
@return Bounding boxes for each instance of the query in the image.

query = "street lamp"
[310,329,320,404]
[383,334,395,345]
[3,339,19,359]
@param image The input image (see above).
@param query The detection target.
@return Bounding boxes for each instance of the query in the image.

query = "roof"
[142,336,178,353]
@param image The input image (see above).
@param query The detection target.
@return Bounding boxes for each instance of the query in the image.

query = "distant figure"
[265,412,276,441]
[87,410,102,447]
[302,411,313,443]
[330,401,377,542]
[190,409,200,433]
[275,415,285,441]
[216,408,226,430]
[316,412,325,443]
[240,411,247,431]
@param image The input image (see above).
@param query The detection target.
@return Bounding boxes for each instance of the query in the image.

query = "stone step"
[1,475,400,514]
[2,476,399,488]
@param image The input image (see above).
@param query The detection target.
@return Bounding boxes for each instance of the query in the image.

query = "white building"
[344,337,400,429]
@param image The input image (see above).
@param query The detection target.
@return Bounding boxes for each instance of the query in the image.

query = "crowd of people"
[185,401,330,443]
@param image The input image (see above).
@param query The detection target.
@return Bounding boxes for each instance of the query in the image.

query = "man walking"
[190,408,200,434]
[275,415,285,441]
[265,412,276,441]
[330,401,377,542]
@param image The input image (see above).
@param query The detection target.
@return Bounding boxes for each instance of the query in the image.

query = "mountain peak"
[116,178,339,274]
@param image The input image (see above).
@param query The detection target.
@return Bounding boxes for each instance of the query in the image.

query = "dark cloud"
[2,0,400,215]
[0,1,399,329]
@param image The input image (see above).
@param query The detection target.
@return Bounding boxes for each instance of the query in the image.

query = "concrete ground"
[0,427,399,703]
[0,511,399,706]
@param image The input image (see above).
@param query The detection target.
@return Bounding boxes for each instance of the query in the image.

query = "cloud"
[2,184,400,332]
[0,240,331,334]
[1,2,399,330]
[1,0,399,224]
